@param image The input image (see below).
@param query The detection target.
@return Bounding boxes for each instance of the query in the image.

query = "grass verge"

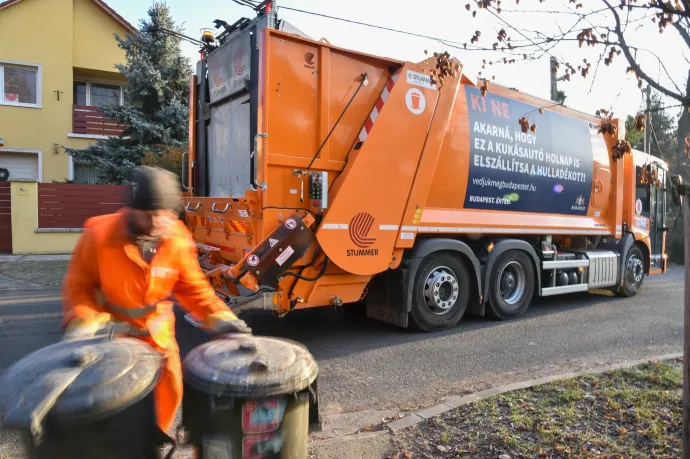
[392,359,682,458]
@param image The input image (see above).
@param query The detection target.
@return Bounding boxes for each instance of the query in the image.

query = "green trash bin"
[181,334,320,459]
[0,335,175,459]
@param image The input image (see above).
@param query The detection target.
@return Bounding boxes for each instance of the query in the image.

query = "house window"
[73,161,102,184]
[0,60,41,108]
[73,81,124,107]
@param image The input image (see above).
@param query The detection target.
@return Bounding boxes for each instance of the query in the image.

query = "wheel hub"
[627,255,644,283]
[424,267,459,316]
[498,261,526,306]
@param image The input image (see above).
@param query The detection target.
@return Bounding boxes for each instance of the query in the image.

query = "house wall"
[0,0,130,183]
[73,0,128,73]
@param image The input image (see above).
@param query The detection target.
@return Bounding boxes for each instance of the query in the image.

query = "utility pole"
[550,57,568,104]
[550,57,558,102]
[644,85,652,154]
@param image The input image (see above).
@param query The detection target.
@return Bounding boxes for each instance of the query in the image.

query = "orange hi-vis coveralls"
[62,209,237,432]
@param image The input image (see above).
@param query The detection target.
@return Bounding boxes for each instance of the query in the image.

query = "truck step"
[541,283,589,296]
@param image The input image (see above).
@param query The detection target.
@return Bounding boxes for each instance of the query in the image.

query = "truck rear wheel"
[486,250,535,320]
[617,245,645,297]
[410,253,470,332]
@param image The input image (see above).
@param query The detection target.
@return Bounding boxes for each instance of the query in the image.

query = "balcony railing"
[72,105,126,137]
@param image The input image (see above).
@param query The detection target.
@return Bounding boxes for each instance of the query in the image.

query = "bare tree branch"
[674,19,690,48]
[602,0,688,104]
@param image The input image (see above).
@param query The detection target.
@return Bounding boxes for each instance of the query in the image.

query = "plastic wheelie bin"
[0,334,175,459]
[181,334,320,459]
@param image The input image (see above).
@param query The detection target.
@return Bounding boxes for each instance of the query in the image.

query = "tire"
[409,253,471,332]
[617,245,645,297]
[486,250,535,320]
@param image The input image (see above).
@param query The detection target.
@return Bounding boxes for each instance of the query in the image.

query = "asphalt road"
[0,266,684,442]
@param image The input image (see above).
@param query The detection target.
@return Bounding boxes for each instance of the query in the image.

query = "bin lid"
[0,335,162,435]
[182,335,318,398]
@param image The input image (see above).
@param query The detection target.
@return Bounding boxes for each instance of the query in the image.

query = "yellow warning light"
[578,267,583,272]
[487,242,494,252]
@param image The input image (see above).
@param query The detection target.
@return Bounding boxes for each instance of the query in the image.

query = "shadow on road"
[175,288,624,362]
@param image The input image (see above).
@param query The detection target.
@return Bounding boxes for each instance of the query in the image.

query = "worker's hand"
[205,310,252,335]
[61,312,112,341]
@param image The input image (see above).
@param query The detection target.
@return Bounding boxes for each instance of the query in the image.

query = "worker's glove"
[61,312,112,341]
[205,310,252,335]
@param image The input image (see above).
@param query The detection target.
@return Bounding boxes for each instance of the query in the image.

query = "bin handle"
[1,352,92,445]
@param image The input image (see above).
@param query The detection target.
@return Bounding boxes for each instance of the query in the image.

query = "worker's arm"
[173,225,251,334]
[61,225,107,329]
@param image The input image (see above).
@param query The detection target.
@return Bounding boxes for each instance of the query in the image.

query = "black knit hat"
[129,166,182,212]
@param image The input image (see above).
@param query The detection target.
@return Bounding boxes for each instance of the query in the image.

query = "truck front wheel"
[617,245,645,297]
[410,253,471,332]
[486,250,535,320]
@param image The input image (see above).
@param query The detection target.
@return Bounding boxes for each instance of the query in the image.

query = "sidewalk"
[0,255,70,289]
[0,254,71,263]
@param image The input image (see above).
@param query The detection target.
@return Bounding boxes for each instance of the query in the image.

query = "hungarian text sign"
[463,86,594,215]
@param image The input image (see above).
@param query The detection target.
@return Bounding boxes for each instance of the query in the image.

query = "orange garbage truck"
[182,5,670,332]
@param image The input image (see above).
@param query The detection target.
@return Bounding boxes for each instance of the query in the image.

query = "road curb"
[386,352,683,433]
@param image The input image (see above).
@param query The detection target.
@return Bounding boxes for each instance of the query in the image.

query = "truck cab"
[631,149,668,274]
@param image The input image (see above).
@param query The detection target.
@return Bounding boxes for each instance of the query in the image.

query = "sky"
[107,0,688,127]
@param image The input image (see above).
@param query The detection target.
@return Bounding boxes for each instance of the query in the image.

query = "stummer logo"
[347,212,378,256]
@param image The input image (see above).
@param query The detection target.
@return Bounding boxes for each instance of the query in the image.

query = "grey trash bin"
[181,334,320,459]
[0,335,174,459]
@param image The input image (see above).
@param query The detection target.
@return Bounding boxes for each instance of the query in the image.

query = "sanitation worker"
[60,166,251,433]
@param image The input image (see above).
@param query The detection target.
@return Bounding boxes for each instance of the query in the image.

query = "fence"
[72,105,126,137]
[0,182,11,253]
[38,183,131,229]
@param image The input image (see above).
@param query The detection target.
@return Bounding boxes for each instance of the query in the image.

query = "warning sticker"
[285,218,297,230]
[269,238,278,247]
[247,254,260,266]
[275,246,295,266]
[239,209,249,218]
[242,398,287,434]
[242,433,283,459]
[400,232,415,240]
[635,198,643,215]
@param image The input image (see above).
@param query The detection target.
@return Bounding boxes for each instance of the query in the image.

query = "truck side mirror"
[671,175,683,207]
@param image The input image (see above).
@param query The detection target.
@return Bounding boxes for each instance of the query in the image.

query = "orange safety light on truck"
[182,5,674,332]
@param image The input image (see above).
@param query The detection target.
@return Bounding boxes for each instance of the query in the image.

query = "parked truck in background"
[181,3,671,332]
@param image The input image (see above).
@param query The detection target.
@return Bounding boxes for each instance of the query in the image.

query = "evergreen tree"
[65,2,191,184]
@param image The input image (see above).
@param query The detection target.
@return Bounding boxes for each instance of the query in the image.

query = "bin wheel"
[183,313,203,328]
[409,252,470,332]
[486,250,535,320]
[617,245,645,297]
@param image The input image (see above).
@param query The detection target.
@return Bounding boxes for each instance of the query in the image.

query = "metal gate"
[0,182,11,254]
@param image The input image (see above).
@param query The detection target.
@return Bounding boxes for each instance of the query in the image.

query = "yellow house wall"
[73,0,128,73]
[0,0,129,183]
[10,181,81,254]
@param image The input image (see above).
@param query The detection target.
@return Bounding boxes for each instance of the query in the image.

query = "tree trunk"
[682,195,690,459]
